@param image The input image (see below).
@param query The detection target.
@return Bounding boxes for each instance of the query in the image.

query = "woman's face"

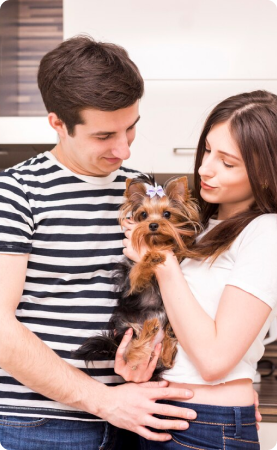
[198,121,254,220]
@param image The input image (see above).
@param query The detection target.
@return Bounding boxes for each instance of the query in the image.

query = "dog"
[74,174,201,380]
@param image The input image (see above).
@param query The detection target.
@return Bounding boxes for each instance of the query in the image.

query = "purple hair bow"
[146,183,165,198]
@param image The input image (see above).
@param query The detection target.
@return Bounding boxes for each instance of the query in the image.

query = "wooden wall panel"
[0,0,63,116]
[17,0,63,115]
[0,0,18,116]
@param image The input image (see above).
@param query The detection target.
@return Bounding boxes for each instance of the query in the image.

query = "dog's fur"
[74,175,201,379]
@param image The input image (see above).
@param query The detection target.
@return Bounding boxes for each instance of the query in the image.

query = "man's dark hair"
[37,35,144,135]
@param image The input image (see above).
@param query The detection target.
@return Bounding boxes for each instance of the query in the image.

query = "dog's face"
[119,175,201,254]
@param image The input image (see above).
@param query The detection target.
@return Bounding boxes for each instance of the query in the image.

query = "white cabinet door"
[64,0,277,79]
[129,80,277,174]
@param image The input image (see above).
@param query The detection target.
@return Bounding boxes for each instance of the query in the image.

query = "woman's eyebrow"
[205,139,241,161]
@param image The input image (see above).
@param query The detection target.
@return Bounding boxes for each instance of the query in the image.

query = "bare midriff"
[167,378,254,406]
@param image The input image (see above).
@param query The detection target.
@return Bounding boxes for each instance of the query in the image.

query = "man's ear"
[48,113,67,138]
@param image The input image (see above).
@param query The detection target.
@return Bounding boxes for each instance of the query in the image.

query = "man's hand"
[100,381,196,441]
[114,328,162,383]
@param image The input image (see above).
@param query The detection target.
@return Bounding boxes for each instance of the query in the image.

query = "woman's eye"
[163,211,171,219]
[140,212,148,220]
[204,148,211,153]
[223,161,234,168]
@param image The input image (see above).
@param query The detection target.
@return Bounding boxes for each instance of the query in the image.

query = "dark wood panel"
[18,0,63,115]
[0,0,63,116]
[0,0,18,116]
[256,341,277,421]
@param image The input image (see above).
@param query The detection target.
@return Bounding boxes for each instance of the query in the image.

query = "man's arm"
[0,253,196,441]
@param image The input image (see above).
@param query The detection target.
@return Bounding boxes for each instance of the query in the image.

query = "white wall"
[64,0,277,173]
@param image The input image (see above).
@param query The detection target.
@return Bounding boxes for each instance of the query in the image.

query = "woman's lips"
[200,180,217,190]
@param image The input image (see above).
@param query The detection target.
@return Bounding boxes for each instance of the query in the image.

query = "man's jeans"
[0,416,127,450]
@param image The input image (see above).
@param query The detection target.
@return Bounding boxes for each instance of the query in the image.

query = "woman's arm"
[155,253,271,381]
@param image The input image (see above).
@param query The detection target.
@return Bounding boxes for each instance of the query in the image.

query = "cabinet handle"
[173,148,196,155]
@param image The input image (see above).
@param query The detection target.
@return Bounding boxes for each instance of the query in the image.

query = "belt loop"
[233,407,242,438]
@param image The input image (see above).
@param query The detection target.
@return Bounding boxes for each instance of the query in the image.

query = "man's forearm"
[0,315,107,416]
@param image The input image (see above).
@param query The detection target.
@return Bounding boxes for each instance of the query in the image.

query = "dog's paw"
[143,251,166,266]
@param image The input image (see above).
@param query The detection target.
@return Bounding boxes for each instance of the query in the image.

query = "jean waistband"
[160,401,256,426]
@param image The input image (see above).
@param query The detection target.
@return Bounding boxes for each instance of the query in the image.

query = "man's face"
[54,101,140,177]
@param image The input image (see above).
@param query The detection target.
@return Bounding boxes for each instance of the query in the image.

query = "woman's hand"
[122,219,148,262]
[253,389,262,430]
[114,328,162,382]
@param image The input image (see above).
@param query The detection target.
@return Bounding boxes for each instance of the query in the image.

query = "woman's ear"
[48,113,67,139]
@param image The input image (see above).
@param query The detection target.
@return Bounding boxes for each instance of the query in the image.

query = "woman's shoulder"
[238,213,277,245]
[245,213,277,230]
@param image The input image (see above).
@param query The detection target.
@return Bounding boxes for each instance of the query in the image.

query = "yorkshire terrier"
[74,174,201,380]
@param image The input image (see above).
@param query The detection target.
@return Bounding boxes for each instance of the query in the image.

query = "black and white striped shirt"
[0,151,139,421]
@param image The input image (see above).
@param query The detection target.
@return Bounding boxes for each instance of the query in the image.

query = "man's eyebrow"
[90,115,140,136]
[205,138,241,161]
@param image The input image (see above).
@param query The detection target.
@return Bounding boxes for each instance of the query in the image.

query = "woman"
[119,90,277,449]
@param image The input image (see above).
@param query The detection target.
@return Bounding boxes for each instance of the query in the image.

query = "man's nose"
[112,136,131,160]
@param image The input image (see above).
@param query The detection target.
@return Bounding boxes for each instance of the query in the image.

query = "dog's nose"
[149,223,159,232]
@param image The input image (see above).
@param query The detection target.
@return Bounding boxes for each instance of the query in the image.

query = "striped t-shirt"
[0,151,139,421]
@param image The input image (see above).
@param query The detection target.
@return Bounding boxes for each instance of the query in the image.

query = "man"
[0,36,197,450]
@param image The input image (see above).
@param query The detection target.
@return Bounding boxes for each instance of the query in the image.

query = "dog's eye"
[163,211,171,219]
[140,212,148,220]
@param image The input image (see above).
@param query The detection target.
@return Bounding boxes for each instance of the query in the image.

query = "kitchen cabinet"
[63,0,277,174]
[259,423,277,449]
[129,79,277,174]
[64,0,277,80]
[0,117,57,144]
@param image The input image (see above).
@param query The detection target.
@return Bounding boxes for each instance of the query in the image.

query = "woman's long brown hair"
[190,90,277,262]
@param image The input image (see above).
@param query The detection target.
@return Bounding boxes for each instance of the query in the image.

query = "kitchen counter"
[255,342,277,423]
[255,377,277,422]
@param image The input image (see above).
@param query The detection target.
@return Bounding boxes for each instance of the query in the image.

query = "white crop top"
[163,214,277,385]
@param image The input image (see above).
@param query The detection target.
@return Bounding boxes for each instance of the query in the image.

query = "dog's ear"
[164,176,190,201]
[124,179,147,202]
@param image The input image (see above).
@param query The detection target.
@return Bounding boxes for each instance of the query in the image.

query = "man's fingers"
[152,386,194,402]
[136,426,172,442]
[154,402,197,421]
[144,343,161,378]
[146,415,189,432]
[124,229,132,239]
[122,238,129,248]
[114,329,133,372]
[117,328,133,355]
[140,380,169,389]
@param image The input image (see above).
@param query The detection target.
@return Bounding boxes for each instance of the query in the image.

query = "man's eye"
[163,211,171,219]
[140,212,148,220]
[97,136,110,141]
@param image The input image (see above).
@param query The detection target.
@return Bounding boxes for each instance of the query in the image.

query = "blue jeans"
[0,416,128,450]
[138,401,260,450]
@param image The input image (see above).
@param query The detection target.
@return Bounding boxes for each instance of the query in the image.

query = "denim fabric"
[138,401,260,450]
[0,416,124,450]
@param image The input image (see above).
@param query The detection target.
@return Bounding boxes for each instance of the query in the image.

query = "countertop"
[255,342,277,422]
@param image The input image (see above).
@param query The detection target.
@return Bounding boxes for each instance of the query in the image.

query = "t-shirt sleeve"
[227,214,277,310]
[0,172,33,254]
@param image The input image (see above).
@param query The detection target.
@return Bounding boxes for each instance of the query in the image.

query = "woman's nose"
[198,155,215,178]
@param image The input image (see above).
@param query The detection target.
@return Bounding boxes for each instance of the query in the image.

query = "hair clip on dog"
[145,183,165,198]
